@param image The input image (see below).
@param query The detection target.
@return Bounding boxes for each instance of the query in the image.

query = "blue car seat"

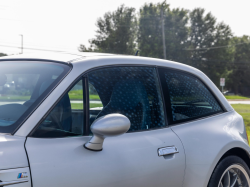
[96,79,151,131]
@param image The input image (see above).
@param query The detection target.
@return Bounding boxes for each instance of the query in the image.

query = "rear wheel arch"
[206,147,250,186]
[219,147,250,170]
[207,147,250,184]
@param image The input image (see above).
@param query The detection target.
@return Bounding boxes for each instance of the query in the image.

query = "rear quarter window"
[159,68,223,124]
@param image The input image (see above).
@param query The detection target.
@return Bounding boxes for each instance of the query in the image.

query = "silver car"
[0,52,249,187]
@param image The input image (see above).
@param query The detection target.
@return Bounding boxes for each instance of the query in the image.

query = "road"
[228,101,250,105]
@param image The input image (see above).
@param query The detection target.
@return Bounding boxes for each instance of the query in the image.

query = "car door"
[25,66,185,187]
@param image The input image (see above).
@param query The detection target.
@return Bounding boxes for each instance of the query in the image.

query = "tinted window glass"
[160,69,223,123]
[89,83,103,125]
[88,66,166,132]
[0,61,70,133]
[31,79,84,138]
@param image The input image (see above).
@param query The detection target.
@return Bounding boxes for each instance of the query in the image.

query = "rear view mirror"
[84,114,130,151]
[0,74,7,86]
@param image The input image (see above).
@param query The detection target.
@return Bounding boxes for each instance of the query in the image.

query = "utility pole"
[161,7,166,59]
[20,34,23,54]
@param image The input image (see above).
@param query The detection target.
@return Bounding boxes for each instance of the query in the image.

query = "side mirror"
[84,114,130,151]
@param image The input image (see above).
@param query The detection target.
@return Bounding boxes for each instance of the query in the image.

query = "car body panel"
[171,110,250,187]
[15,55,233,137]
[0,134,28,170]
[0,52,115,63]
[0,52,82,63]
[26,128,185,187]
[0,167,31,187]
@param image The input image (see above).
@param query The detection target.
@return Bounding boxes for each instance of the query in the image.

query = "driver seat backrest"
[96,79,151,131]
[40,80,72,131]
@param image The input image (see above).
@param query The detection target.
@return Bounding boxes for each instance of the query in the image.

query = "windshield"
[0,61,71,134]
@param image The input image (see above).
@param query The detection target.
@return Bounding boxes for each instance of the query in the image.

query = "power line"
[0,44,70,52]
[0,40,77,52]
[183,41,250,51]
[0,41,77,51]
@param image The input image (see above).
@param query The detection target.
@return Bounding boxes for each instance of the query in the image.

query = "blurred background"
[1,0,250,138]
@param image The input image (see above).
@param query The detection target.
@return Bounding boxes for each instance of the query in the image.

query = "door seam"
[170,128,186,187]
[24,137,33,187]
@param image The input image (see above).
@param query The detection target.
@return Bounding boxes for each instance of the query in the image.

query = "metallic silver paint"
[171,111,250,187]
[0,135,28,170]
[0,179,28,186]
[0,167,31,187]
[15,56,233,136]
[85,114,131,151]
[26,128,186,187]
[2,53,247,187]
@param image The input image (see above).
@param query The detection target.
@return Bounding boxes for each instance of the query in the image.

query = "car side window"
[159,68,223,123]
[87,66,166,132]
[89,83,103,125]
[31,79,84,138]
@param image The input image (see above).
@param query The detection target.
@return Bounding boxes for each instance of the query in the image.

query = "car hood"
[0,134,28,170]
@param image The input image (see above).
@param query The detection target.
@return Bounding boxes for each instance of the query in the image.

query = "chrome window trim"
[0,179,28,186]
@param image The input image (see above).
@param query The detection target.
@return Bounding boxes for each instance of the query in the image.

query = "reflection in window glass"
[0,62,70,133]
[69,81,83,110]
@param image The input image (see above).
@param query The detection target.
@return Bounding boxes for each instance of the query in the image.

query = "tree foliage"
[138,2,189,61]
[88,5,137,54]
[227,36,250,95]
[0,53,7,57]
[187,8,233,87]
[79,2,250,95]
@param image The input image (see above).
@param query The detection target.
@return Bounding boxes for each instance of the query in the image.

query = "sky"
[0,0,249,55]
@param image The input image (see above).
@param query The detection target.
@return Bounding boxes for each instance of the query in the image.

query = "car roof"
[0,51,201,75]
[0,51,234,113]
[0,51,198,73]
[0,52,116,63]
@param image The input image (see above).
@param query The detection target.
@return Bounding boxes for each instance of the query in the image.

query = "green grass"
[68,90,100,100]
[90,103,103,108]
[71,103,83,110]
[71,103,103,110]
[0,89,100,101]
[231,104,250,143]
[0,95,31,101]
[225,95,250,100]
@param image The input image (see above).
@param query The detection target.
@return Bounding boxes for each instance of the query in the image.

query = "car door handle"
[158,146,179,157]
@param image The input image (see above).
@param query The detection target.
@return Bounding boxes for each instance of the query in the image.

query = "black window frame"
[158,67,226,126]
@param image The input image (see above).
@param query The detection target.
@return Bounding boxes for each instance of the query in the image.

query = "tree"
[227,36,250,95]
[82,5,137,55]
[78,44,94,52]
[138,2,189,61]
[0,53,7,57]
[186,8,233,87]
